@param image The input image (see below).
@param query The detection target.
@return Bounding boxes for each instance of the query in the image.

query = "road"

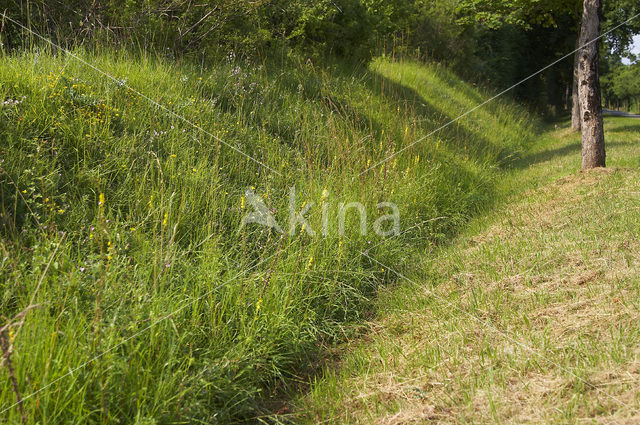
[603,108,640,118]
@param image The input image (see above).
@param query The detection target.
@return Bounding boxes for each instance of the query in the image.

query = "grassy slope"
[295,116,640,424]
[0,51,535,424]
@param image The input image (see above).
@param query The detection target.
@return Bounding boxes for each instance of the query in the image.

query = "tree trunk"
[577,0,605,169]
[571,36,581,131]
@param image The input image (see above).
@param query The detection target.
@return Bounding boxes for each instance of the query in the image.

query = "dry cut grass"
[296,118,640,424]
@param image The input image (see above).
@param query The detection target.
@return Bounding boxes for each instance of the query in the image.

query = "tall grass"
[0,46,536,423]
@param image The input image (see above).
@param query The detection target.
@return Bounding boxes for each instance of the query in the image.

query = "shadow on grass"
[513,141,581,168]
[362,69,509,164]
[510,137,638,171]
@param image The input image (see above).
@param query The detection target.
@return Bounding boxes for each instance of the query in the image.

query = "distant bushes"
[602,63,640,113]
[1,0,478,63]
[1,0,582,114]
[1,0,378,60]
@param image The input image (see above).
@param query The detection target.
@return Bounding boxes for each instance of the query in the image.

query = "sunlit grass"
[0,47,536,423]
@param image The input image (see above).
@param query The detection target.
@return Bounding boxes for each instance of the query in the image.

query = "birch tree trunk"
[577,0,605,169]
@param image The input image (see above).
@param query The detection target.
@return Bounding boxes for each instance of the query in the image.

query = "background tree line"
[602,54,640,113]
[1,0,638,113]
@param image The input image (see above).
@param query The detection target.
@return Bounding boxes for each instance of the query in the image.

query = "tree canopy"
[456,0,581,29]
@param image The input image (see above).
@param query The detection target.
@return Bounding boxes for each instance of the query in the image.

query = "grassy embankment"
[0,49,535,423]
[296,116,640,424]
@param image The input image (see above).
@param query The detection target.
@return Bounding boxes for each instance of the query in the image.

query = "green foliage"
[602,0,640,54]
[602,62,640,112]
[1,0,383,61]
[456,0,581,30]
[4,0,621,115]
[290,0,376,59]
[612,65,640,99]
[382,0,473,65]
